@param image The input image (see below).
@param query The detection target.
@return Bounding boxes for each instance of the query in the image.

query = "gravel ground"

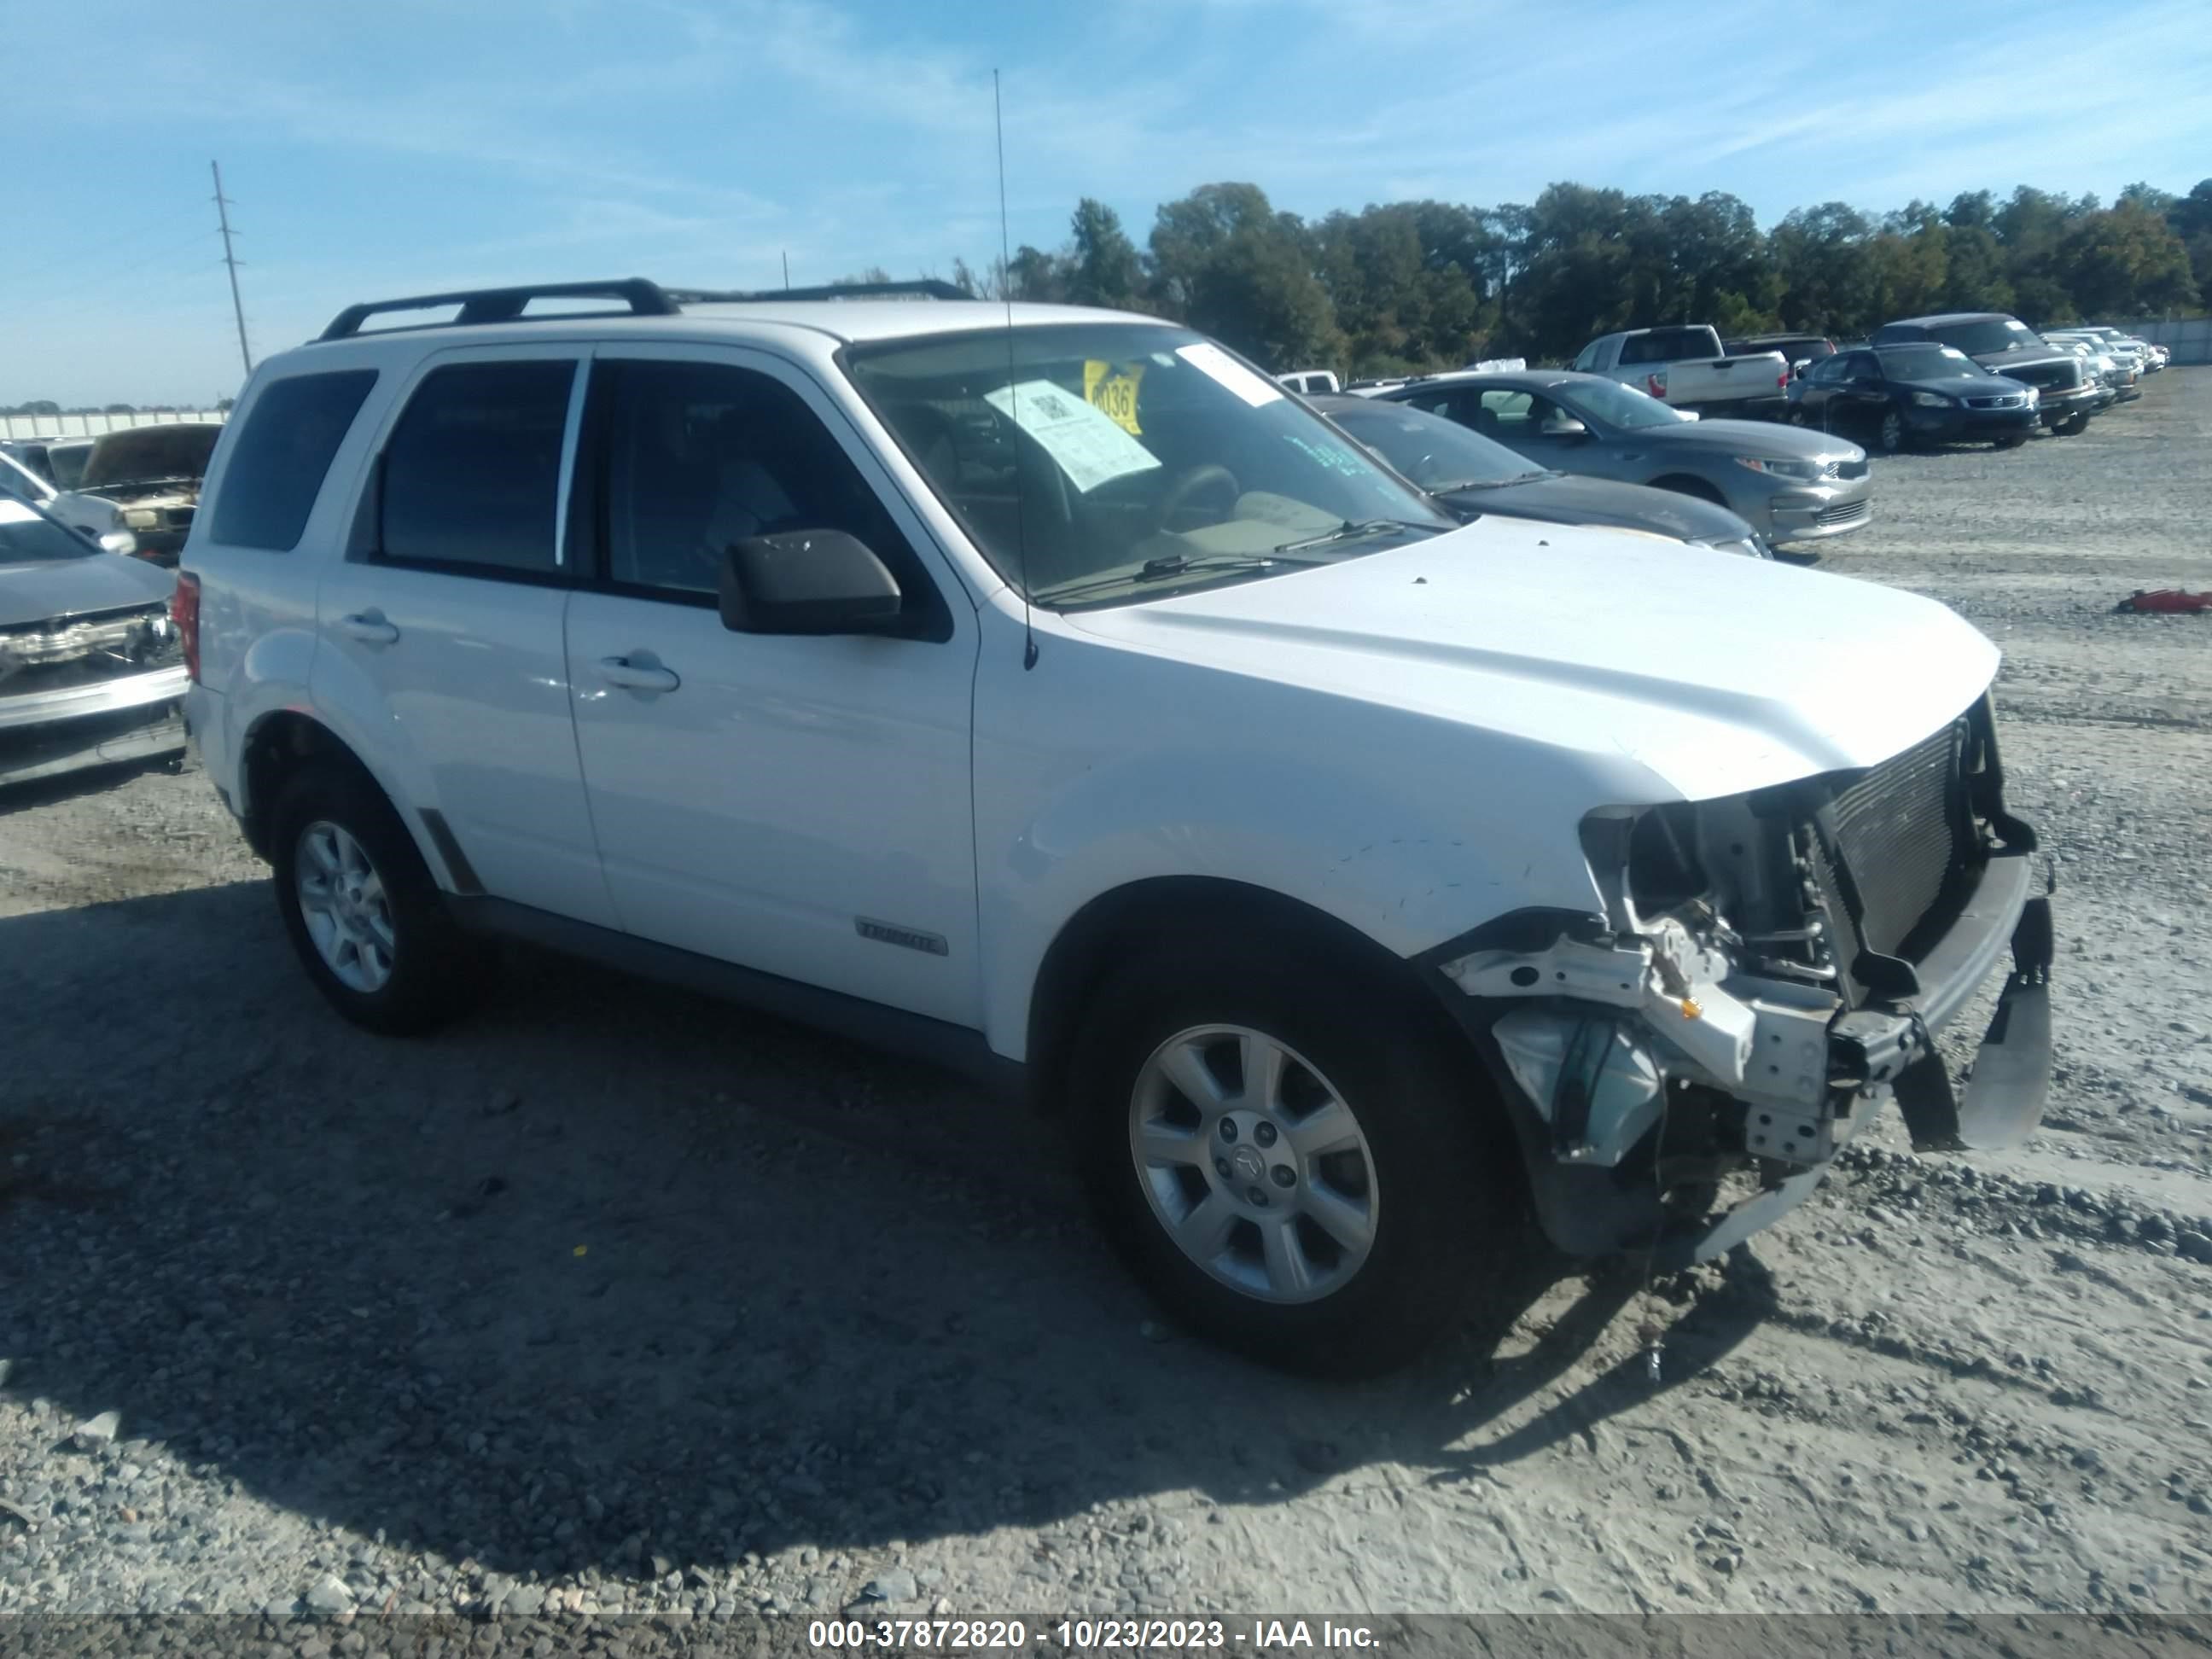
[3,371,2211,1649]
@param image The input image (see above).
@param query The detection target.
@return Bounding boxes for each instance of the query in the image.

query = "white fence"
[1,409,230,440]
[2107,317,2212,365]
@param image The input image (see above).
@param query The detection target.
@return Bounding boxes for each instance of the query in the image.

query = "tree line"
[885,178,2211,378]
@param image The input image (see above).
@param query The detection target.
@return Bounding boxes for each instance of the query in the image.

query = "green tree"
[1148,183,1342,369]
[1066,198,1144,310]
[2168,180,2212,305]
[1004,245,1068,302]
[2058,201,2199,319]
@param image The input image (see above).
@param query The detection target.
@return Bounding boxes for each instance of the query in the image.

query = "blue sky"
[9,0,2209,407]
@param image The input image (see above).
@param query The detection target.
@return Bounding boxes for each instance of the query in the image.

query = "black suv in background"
[1871,313,2100,436]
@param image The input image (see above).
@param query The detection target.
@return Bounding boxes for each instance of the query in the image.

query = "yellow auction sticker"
[1084,360,1144,434]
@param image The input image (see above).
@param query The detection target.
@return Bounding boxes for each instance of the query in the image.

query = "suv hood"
[1065,520,1997,803]
[1965,343,2075,372]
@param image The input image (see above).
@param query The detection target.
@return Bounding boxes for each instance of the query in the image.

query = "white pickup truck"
[1572,326,1790,420]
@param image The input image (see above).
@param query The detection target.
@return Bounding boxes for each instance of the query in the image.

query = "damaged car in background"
[72,423,224,565]
[0,495,184,788]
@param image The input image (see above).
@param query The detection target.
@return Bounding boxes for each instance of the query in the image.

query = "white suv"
[180,278,2054,1375]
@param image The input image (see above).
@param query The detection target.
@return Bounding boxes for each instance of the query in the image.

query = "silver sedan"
[1377,370,1872,549]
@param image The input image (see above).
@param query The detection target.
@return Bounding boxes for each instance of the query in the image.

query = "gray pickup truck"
[1572,325,1790,421]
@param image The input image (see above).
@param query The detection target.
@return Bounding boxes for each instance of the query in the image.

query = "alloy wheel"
[1128,1024,1379,1304]
[294,820,397,993]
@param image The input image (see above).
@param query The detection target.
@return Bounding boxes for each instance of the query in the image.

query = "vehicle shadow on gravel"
[3,881,1776,1602]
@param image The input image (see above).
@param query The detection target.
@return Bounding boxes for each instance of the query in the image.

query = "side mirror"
[1791,359,1809,378]
[1538,416,1589,439]
[719,529,902,635]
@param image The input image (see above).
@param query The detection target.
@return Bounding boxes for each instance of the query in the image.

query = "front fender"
[977,742,1619,1062]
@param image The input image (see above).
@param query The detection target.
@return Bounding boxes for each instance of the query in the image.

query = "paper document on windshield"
[1175,341,1284,407]
[986,380,1162,494]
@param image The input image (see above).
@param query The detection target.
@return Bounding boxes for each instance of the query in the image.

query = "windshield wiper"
[1270,517,1441,556]
[1435,471,1554,492]
[1035,553,1316,604]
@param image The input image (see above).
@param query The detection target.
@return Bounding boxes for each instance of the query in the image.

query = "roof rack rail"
[668,279,973,304]
[317,278,679,341]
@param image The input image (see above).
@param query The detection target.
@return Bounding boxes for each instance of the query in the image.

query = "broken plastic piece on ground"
[2114,588,2212,614]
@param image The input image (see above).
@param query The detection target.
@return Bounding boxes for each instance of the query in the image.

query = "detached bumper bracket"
[1896,886,2055,1152]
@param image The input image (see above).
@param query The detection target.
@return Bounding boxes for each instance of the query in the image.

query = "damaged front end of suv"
[1430,694,2053,1266]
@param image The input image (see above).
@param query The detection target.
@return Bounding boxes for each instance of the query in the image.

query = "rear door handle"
[336,610,399,646]
[597,655,680,694]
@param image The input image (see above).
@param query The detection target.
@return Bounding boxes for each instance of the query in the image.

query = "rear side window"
[207,370,378,550]
[377,360,576,573]
[1619,329,1712,365]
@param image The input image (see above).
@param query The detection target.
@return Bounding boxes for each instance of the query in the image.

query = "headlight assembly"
[1732,456,1824,480]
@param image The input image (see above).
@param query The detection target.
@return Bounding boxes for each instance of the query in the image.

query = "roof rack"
[317,276,976,342]
[319,278,679,341]
[669,279,973,304]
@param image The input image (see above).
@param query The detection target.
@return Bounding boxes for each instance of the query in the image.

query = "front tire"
[1877,409,1906,454]
[271,763,490,1035]
[1069,934,1516,1377]
[1995,432,2029,450]
[2057,410,2090,437]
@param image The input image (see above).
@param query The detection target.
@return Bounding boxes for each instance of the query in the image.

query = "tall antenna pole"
[782,249,790,291]
[211,160,253,378]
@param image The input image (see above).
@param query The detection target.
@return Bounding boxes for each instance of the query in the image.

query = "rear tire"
[1068,931,1519,1377]
[271,763,491,1035]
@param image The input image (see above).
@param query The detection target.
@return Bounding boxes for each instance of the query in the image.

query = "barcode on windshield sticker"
[1175,342,1282,407]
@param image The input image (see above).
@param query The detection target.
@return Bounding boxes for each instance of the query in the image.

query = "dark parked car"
[1786,344,2038,453]
[1311,394,1771,557]
[1871,313,2099,436]
[1726,333,1837,378]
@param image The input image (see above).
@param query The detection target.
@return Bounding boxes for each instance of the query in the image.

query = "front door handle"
[597,655,680,694]
[336,610,399,646]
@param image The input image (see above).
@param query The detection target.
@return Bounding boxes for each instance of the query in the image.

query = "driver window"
[1478,390,1536,436]
[601,359,932,610]
[1844,353,1879,382]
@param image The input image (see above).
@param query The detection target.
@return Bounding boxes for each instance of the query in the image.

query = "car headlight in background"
[1910,391,1953,407]
[2024,387,2040,405]
[124,508,160,529]
[1732,456,1825,480]
[98,531,137,555]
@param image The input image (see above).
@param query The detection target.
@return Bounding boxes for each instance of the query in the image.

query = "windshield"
[1931,318,2040,355]
[844,324,1450,608]
[1556,376,1682,431]
[1877,345,1982,380]
[1324,401,1544,491]
[0,498,99,563]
